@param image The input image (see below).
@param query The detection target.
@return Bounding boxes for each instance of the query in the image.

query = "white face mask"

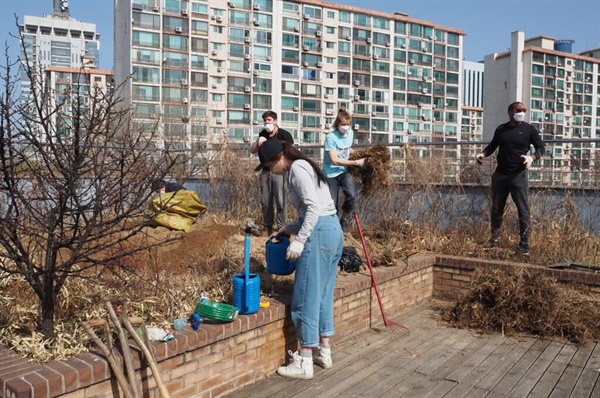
[264,123,275,133]
[338,125,351,134]
[512,112,526,122]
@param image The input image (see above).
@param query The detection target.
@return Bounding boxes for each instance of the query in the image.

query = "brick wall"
[4,254,597,398]
[433,255,600,301]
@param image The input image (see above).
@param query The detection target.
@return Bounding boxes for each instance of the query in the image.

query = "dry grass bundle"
[440,268,600,344]
[349,144,393,195]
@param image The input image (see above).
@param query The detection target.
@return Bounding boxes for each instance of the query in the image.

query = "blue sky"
[1,0,599,71]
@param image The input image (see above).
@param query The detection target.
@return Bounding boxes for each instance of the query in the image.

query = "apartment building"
[19,0,101,104]
[459,60,485,161]
[114,0,466,151]
[44,63,114,138]
[483,31,600,187]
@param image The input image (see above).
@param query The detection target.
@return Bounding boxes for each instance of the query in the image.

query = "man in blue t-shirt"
[323,109,365,230]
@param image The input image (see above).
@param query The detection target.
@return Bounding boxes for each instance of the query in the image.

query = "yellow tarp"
[146,190,207,232]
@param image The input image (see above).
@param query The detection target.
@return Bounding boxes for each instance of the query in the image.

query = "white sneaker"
[277,350,314,379]
[313,346,332,369]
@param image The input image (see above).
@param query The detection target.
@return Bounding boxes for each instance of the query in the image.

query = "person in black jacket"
[250,111,294,235]
[151,179,185,194]
[476,101,545,255]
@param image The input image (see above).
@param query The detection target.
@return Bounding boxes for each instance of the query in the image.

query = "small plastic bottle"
[192,313,202,330]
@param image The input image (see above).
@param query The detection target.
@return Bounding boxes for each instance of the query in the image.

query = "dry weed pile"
[349,144,393,195]
[440,268,600,344]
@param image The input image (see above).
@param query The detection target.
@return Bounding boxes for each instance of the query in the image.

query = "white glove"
[286,240,304,261]
[258,136,267,145]
[355,158,365,167]
[476,153,485,165]
[521,155,534,169]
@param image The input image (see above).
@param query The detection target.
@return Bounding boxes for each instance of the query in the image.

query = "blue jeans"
[291,214,344,347]
[327,172,358,215]
[491,170,530,243]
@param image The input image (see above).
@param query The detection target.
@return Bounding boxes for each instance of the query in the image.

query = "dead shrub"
[440,267,600,344]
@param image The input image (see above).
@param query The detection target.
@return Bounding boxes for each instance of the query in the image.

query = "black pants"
[491,170,530,244]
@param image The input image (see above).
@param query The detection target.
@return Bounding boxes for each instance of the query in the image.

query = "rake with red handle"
[354,212,409,331]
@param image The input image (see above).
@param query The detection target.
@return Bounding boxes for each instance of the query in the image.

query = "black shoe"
[518,241,530,256]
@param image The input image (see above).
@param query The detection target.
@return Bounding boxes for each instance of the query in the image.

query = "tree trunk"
[39,281,55,340]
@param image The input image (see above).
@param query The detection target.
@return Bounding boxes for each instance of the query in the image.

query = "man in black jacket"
[151,179,185,194]
[250,111,294,235]
[476,101,545,255]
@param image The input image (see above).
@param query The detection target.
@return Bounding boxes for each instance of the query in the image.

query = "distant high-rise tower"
[19,0,101,102]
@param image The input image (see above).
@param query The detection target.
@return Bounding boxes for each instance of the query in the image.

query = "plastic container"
[266,236,297,275]
[173,318,187,330]
[233,273,261,315]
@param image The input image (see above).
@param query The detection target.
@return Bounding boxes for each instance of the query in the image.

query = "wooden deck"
[224,304,600,398]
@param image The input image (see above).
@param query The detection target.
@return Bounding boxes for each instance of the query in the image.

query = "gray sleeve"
[288,161,321,244]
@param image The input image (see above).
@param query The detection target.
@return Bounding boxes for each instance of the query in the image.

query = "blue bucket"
[233,273,260,315]
[266,236,297,275]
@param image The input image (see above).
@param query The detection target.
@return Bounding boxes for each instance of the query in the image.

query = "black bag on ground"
[339,246,362,273]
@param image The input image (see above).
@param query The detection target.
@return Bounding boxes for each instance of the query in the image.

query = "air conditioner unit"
[372,126,377,131]
[406,129,412,134]
[244,37,251,43]
[422,88,428,94]
[316,30,322,37]
[253,3,260,10]
[266,55,271,61]
[253,70,259,76]
[215,16,223,22]
[302,61,309,67]
[422,76,427,81]
[244,103,251,109]
[244,86,251,92]
[216,118,223,124]
[401,43,406,48]
[317,61,323,67]
[354,80,360,86]
[175,27,182,33]
[303,45,309,51]
[417,102,423,107]
[181,9,188,15]
[371,112,377,116]
[409,59,415,64]
[294,26,300,32]
[217,67,222,72]
[373,54,379,60]
[182,97,188,103]
[429,35,435,40]
[243,136,251,143]
[181,79,188,85]
[211,50,217,55]
[345,35,352,41]
[326,109,333,115]
[293,106,299,111]
[366,38,371,43]
[212,83,217,89]
[244,54,251,60]
[303,14,310,20]
[228,2,235,7]
[253,18,260,26]
[385,42,391,47]
[153,6,159,11]
[325,123,331,128]
[354,95,360,101]
[293,90,299,95]
[421,46,428,52]
[354,124,360,130]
